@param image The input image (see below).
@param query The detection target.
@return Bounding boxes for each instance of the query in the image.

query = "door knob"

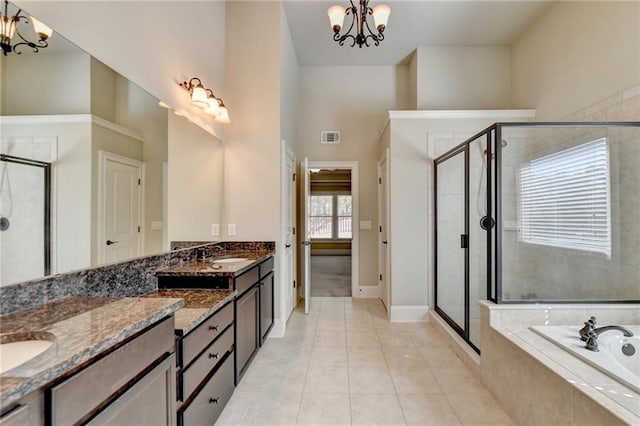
[106,240,119,246]
[285,244,292,248]
[382,240,388,244]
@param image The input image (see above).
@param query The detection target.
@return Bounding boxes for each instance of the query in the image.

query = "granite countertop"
[0,296,183,409]
[156,250,273,278]
[143,289,236,335]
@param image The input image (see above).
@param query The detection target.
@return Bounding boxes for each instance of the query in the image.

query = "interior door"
[301,158,311,314]
[378,150,390,312]
[103,156,142,264]
[284,144,296,318]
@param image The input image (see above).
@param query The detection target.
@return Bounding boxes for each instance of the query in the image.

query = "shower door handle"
[460,234,468,249]
[106,240,119,246]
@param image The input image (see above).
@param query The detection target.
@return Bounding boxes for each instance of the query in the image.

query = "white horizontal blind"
[518,137,611,256]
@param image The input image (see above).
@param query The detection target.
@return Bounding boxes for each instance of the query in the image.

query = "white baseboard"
[354,285,380,299]
[389,305,430,322]
[268,317,286,338]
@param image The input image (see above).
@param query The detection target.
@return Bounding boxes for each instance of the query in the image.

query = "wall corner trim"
[389,305,430,322]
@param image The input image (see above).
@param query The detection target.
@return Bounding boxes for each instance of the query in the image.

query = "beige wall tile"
[573,389,628,426]
[521,353,573,425]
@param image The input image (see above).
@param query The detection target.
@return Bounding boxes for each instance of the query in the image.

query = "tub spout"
[593,325,634,337]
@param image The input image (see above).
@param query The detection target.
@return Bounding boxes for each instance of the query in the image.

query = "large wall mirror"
[0,2,224,287]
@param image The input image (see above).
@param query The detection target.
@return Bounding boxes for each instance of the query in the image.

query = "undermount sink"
[0,332,56,374]
[213,257,248,264]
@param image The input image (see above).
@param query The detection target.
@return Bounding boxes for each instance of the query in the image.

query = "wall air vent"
[321,131,340,144]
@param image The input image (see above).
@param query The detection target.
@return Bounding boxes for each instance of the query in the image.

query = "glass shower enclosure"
[434,122,640,353]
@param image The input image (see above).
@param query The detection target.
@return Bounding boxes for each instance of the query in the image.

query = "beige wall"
[415,46,511,110]
[90,57,117,123]
[511,1,640,120]
[2,52,90,115]
[407,50,418,110]
[297,66,409,289]
[167,113,223,243]
[16,0,227,138]
[280,3,300,156]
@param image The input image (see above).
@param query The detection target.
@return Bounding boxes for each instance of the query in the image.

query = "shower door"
[0,154,51,285]
[435,133,492,353]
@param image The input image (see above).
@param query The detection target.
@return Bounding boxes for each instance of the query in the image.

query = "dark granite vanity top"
[143,289,236,335]
[0,296,183,408]
[155,250,273,278]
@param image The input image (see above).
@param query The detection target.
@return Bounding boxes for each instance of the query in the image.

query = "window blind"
[518,137,611,257]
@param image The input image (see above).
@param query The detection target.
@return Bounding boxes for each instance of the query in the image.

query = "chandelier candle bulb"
[372,4,391,31]
[1,0,52,55]
[327,5,346,32]
[30,16,52,40]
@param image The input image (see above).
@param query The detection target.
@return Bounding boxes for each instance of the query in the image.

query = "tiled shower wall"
[500,85,640,301]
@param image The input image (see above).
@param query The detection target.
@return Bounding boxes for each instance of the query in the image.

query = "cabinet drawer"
[181,325,234,401]
[235,266,259,295]
[259,256,274,278]
[182,302,233,368]
[179,354,234,426]
[0,405,28,426]
[87,354,175,426]
[49,317,174,426]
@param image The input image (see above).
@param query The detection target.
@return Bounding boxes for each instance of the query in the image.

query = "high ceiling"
[283,0,553,66]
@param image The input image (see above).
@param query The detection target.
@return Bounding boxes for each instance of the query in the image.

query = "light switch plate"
[228,224,236,236]
[211,224,220,236]
[360,220,372,230]
[150,221,163,231]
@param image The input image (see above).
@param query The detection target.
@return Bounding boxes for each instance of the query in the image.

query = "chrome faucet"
[581,316,634,352]
[592,325,634,337]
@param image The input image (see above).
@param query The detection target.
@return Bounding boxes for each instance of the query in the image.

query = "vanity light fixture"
[328,0,390,48]
[179,77,231,124]
[1,0,53,55]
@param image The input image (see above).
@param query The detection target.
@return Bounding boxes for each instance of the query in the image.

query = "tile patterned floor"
[216,297,515,426]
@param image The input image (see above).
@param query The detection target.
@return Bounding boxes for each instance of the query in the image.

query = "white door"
[284,142,297,318]
[301,158,311,314]
[378,149,390,312]
[100,153,143,264]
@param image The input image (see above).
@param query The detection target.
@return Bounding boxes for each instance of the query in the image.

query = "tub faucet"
[593,325,634,337]
[579,316,597,341]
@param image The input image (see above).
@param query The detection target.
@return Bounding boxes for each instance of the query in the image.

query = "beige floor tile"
[418,346,464,368]
[398,394,462,426]
[304,365,350,393]
[390,366,442,394]
[377,332,415,348]
[374,319,408,334]
[408,329,450,348]
[258,364,309,394]
[347,331,380,347]
[382,347,426,368]
[318,309,346,320]
[345,318,375,331]
[349,366,396,394]
[350,393,407,425]
[309,345,348,366]
[215,392,254,425]
[314,331,347,347]
[296,393,351,425]
[241,391,302,426]
[347,346,387,367]
[446,391,516,425]
[430,365,486,394]
[317,318,346,333]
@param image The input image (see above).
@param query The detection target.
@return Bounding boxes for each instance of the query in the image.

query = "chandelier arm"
[11,15,48,54]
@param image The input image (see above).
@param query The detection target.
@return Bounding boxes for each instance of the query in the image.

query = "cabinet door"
[259,272,274,346]
[87,354,175,426]
[234,285,259,384]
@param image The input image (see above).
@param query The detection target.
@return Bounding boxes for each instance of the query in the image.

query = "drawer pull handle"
[209,325,219,331]
[209,352,219,359]
[209,397,219,404]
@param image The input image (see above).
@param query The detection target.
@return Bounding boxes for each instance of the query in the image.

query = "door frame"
[377,148,390,316]
[305,160,359,298]
[97,151,145,264]
[278,139,297,334]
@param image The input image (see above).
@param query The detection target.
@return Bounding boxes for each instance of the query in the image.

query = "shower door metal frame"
[0,154,51,276]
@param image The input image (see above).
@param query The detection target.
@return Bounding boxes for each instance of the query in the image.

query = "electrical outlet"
[228,224,236,236]
[211,224,220,236]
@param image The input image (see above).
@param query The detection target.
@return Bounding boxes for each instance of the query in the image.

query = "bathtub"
[531,325,640,393]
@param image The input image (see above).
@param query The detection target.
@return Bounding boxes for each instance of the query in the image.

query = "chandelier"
[0,0,52,55]
[327,0,390,48]
[179,77,230,124]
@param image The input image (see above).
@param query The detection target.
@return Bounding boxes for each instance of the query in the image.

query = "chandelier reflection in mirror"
[327,0,390,48]
[0,0,53,55]
[179,77,230,124]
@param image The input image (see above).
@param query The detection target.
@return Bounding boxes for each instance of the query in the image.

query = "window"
[518,138,611,257]
[309,194,352,239]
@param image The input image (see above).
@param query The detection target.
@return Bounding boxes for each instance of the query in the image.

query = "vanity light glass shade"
[372,4,391,30]
[205,96,220,116]
[215,106,230,124]
[327,5,346,31]
[0,15,16,39]
[191,85,208,108]
[30,16,52,40]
